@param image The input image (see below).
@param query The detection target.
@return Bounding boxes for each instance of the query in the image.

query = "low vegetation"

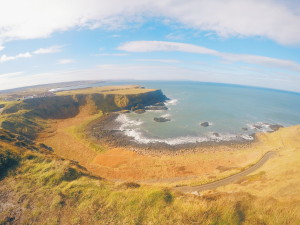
[1,141,300,225]
[0,148,20,179]
[1,85,300,224]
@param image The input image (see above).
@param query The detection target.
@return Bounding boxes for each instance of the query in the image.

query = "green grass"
[64,111,107,153]
[1,147,300,225]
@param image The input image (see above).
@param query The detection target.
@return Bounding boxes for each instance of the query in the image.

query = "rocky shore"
[86,112,257,155]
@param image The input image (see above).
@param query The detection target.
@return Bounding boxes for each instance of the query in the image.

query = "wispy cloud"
[57,59,74,64]
[0,52,32,63]
[119,41,300,72]
[0,45,4,51]
[1,64,300,92]
[33,45,62,54]
[0,45,62,63]
[137,59,180,63]
[0,1,300,45]
[95,53,129,56]
[0,71,24,78]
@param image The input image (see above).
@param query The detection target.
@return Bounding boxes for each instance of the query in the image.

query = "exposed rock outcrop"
[269,124,283,132]
[154,117,171,122]
[200,122,210,127]
[1,88,168,139]
[134,109,146,114]
[146,106,168,110]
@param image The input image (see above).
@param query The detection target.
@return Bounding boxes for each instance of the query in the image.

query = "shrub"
[0,149,20,178]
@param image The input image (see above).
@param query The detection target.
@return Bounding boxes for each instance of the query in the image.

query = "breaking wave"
[165,98,178,106]
[115,114,253,146]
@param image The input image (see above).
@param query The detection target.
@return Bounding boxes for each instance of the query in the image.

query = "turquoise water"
[54,81,300,145]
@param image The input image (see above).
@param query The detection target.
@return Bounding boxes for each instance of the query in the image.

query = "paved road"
[175,151,275,194]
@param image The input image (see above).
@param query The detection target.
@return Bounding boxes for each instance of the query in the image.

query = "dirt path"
[175,151,275,194]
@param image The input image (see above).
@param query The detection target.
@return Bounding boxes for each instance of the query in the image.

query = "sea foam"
[115,114,253,145]
[165,98,178,106]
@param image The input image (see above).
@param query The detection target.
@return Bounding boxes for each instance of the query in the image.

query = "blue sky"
[1,0,300,92]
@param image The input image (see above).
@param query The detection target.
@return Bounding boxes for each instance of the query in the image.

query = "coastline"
[86,112,257,155]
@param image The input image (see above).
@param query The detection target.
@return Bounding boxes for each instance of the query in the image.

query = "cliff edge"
[0,85,168,138]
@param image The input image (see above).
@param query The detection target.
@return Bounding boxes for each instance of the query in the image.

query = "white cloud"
[1,64,300,92]
[95,53,129,56]
[33,45,62,54]
[0,52,32,63]
[137,59,180,63]
[0,45,62,63]
[119,41,300,72]
[111,34,121,38]
[0,71,23,78]
[118,41,218,54]
[0,0,300,45]
[57,59,74,64]
[0,46,4,51]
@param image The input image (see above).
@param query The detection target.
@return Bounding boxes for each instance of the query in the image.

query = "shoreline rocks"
[146,105,168,110]
[269,124,283,132]
[200,122,210,127]
[154,117,171,122]
[86,113,255,154]
[134,109,146,114]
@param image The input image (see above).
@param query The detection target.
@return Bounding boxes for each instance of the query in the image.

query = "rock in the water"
[253,125,263,130]
[154,102,165,106]
[131,104,144,111]
[242,127,248,131]
[269,124,283,132]
[146,106,168,110]
[213,132,220,137]
[134,109,146,114]
[200,122,210,127]
[154,117,171,122]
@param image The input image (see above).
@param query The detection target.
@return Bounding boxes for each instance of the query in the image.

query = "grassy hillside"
[1,130,299,225]
[1,85,300,224]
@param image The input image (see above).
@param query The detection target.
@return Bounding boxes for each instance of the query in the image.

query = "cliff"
[0,87,168,138]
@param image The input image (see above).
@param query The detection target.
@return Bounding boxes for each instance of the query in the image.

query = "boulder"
[146,106,168,110]
[253,125,263,130]
[154,102,165,106]
[213,132,220,137]
[269,124,283,132]
[134,109,146,114]
[200,122,210,127]
[242,127,248,131]
[154,117,171,122]
[131,104,144,111]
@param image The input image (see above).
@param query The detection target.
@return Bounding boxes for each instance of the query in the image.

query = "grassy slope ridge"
[1,130,299,225]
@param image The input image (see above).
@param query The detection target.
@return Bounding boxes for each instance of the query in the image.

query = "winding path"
[175,151,275,194]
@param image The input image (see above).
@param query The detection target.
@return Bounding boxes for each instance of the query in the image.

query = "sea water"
[55,81,300,145]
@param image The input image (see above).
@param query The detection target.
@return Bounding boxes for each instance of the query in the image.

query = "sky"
[0,0,300,92]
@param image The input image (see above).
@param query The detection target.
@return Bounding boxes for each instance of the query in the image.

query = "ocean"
[55,81,300,145]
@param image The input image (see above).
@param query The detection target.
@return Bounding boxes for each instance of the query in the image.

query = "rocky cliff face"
[0,89,168,139]
[91,89,168,112]
[2,89,167,118]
